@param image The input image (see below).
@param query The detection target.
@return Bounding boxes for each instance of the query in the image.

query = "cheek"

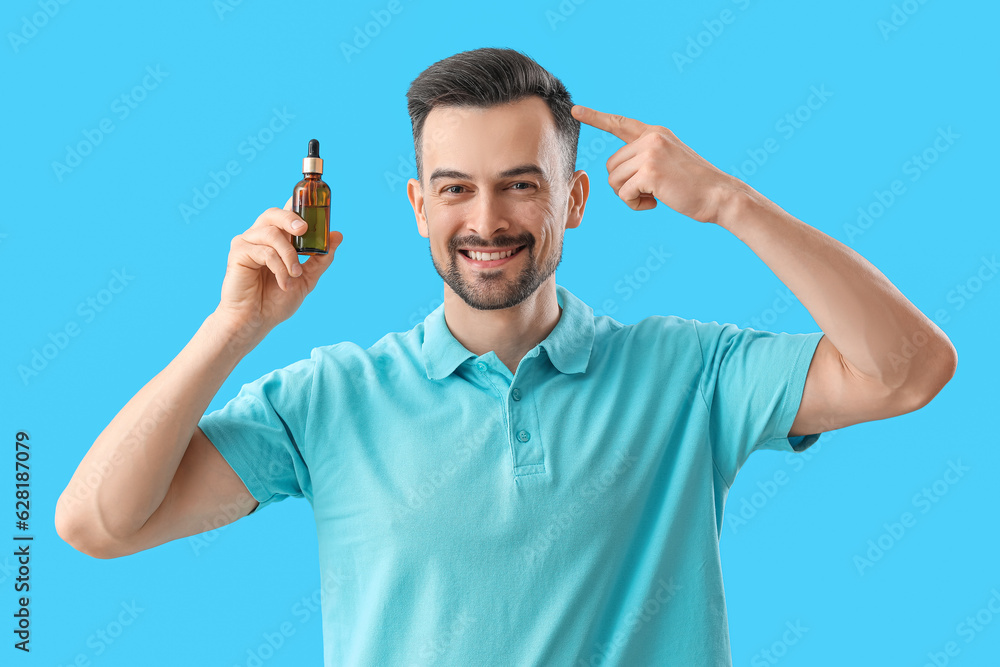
[511,198,554,224]
[531,200,564,244]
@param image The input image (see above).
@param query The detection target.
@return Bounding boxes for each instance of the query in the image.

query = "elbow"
[902,341,958,413]
[54,497,123,560]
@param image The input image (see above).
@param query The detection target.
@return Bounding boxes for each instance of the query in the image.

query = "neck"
[441,276,562,375]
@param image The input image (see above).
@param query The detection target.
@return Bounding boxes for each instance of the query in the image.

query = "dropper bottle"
[291,139,331,254]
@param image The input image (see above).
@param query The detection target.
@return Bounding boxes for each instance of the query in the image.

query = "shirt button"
[477,362,487,372]
[517,430,530,442]
[511,388,522,401]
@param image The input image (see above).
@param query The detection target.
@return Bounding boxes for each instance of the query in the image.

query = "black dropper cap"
[302,138,323,174]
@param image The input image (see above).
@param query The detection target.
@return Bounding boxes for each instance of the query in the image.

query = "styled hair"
[406,47,580,182]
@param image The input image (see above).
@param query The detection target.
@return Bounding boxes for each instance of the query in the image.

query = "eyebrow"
[428,164,547,183]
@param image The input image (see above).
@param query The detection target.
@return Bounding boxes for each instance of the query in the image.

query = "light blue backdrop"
[3,1,997,665]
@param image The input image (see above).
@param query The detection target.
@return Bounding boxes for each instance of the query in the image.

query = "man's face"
[407,96,587,311]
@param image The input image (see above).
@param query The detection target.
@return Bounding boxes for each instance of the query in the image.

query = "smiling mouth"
[458,245,527,261]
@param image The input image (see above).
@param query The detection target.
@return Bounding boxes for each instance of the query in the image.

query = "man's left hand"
[571,104,742,224]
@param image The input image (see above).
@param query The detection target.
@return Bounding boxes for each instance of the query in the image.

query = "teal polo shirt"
[198,283,824,666]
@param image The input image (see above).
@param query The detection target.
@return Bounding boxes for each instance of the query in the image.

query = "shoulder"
[600,313,715,351]
[587,313,711,380]
[309,323,424,379]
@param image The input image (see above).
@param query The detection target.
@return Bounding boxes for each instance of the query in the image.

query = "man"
[55,47,956,665]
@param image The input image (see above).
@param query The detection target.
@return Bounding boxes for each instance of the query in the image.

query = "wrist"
[714,180,763,232]
[204,310,268,358]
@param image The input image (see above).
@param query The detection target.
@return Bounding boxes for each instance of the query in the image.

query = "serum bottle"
[292,138,331,254]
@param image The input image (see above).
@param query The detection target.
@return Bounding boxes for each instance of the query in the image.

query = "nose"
[465,188,509,240]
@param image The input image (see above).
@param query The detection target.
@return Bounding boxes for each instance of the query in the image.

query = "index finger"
[571,105,648,143]
[283,195,293,211]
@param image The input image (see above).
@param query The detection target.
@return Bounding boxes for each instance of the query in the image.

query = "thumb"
[298,231,344,291]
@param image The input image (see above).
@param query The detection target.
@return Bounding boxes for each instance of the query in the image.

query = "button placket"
[475,354,545,477]
[507,366,544,476]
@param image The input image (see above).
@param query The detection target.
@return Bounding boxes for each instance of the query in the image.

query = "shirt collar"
[422,283,596,380]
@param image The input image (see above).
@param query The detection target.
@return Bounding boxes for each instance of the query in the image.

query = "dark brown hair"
[406,47,580,182]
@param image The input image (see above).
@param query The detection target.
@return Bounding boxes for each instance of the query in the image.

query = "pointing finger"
[571,105,648,143]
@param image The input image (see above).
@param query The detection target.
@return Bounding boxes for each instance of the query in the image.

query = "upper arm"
[788,336,910,437]
[98,426,258,558]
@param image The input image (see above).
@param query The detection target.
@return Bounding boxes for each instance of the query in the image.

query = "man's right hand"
[213,196,344,340]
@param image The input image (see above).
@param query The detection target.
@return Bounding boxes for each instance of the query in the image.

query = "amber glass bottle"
[292,138,330,254]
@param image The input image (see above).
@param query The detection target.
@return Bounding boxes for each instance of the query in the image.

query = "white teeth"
[467,247,519,261]
[467,248,517,262]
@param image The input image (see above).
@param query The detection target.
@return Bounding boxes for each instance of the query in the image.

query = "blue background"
[3,0,997,665]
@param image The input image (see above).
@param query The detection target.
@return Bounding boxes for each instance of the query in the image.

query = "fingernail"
[292,264,302,276]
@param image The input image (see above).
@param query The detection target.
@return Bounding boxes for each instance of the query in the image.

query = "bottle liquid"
[292,139,331,254]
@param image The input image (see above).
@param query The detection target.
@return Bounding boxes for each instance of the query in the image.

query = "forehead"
[421,97,560,174]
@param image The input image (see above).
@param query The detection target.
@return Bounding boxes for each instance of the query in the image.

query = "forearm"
[56,312,264,543]
[716,186,956,395]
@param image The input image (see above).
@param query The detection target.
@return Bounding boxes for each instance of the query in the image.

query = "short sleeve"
[197,356,316,514]
[694,320,825,488]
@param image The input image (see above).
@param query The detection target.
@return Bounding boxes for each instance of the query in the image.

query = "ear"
[407,177,429,238]
[564,169,589,230]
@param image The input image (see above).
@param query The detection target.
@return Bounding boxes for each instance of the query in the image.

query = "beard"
[430,233,562,311]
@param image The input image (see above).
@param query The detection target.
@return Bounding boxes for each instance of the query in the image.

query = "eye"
[443,185,466,194]
[510,182,536,191]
